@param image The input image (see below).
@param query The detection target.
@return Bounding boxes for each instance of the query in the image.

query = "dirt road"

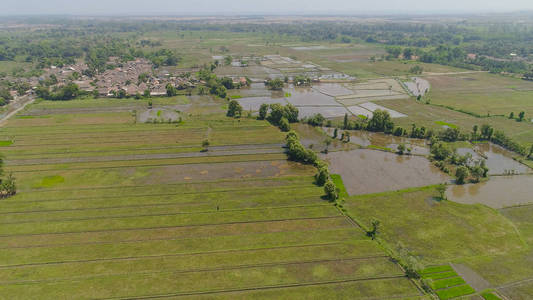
[0,95,35,127]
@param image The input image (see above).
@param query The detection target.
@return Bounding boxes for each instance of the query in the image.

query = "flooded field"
[314,83,354,97]
[285,85,341,106]
[447,175,533,208]
[457,143,530,175]
[237,96,287,111]
[324,149,449,195]
[298,106,350,118]
[404,77,430,97]
[359,102,407,118]
[323,128,429,155]
[236,80,410,120]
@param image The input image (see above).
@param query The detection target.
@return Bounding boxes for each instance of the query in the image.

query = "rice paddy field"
[0,97,425,299]
[342,183,533,300]
[4,28,533,299]
[426,72,533,117]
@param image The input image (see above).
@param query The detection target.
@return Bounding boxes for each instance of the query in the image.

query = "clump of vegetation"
[35,83,81,101]
[264,78,284,90]
[409,65,423,74]
[285,131,318,165]
[292,75,312,86]
[0,158,16,198]
[436,183,447,200]
[430,139,488,184]
[257,103,299,132]
[226,100,243,118]
[324,179,338,201]
[0,88,13,106]
[367,218,380,240]
[201,139,210,152]
[366,110,394,133]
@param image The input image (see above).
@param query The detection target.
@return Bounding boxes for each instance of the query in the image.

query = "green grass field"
[427,72,533,117]
[380,98,533,149]
[343,186,525,263]
[0,97,423,299]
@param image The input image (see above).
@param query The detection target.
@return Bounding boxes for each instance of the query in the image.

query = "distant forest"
[1,17,533,75]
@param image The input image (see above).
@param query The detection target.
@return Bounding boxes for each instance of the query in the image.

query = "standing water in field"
[447,175,533,208]
[457,143,531,175]
[324,149,449,195]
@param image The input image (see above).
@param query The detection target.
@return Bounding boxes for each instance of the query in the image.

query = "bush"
[226,100,243,118]
[306,113,325,127]
[367,110,394,133]
[265,78,284,90]
[455,166,470,184]
[431,142,452,161]
[258,103,268,120]
[285,131,319,165]
[315,165,329,186]
[324,180,338,201]
[0,173,16,198]
[279,117,290,132]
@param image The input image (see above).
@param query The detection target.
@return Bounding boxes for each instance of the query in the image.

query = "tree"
[333,128,338,139]
[397,144,406,155]
[265,78,284,90]
[166,83,177,97]
[114,89,127,99]
[324,138,332,154]
[472,125,478,140]
[201,139,210,152]
[455,166,470,184]
[143,89,151,98]
[227,100,243,118]
[393,127,405,137]
[279,117,290,132]
[343,113,349,129]
[436,184,447,200]
[258,103,268,120]
[519,111,525,122]
[367,110,394,133]
[315,165,329,186]
[283,104,299,123]
[529,144,533,158]
[224,55,232,66]
[324,180,338,201]
[430,141,452,161]
[268,103,284,124]
[367,218,380,240]
[480,159,489,177]
[343,131,351,143]
[509,112,515,119]
[480,124,494,140]
[409,65,423,74]
[0,173,16,198]
[471,165,484,182]
[220,77,234,90]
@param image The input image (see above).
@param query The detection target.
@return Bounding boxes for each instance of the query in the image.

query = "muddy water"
[285,85,341,107]
[322,128,429,155]
[324,149,449,195]
[447,175,533,208]
[313,83,354,97]
[457,143,530,175]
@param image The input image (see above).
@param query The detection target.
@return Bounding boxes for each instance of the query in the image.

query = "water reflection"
[447,175,533,208]
[457,143,530,175]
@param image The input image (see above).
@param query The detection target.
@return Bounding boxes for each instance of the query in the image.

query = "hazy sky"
[3,0,533,15]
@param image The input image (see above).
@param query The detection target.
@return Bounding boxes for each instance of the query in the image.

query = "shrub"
[226,100,243,118]
[455,166,470,184]
[324,180,338,201]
